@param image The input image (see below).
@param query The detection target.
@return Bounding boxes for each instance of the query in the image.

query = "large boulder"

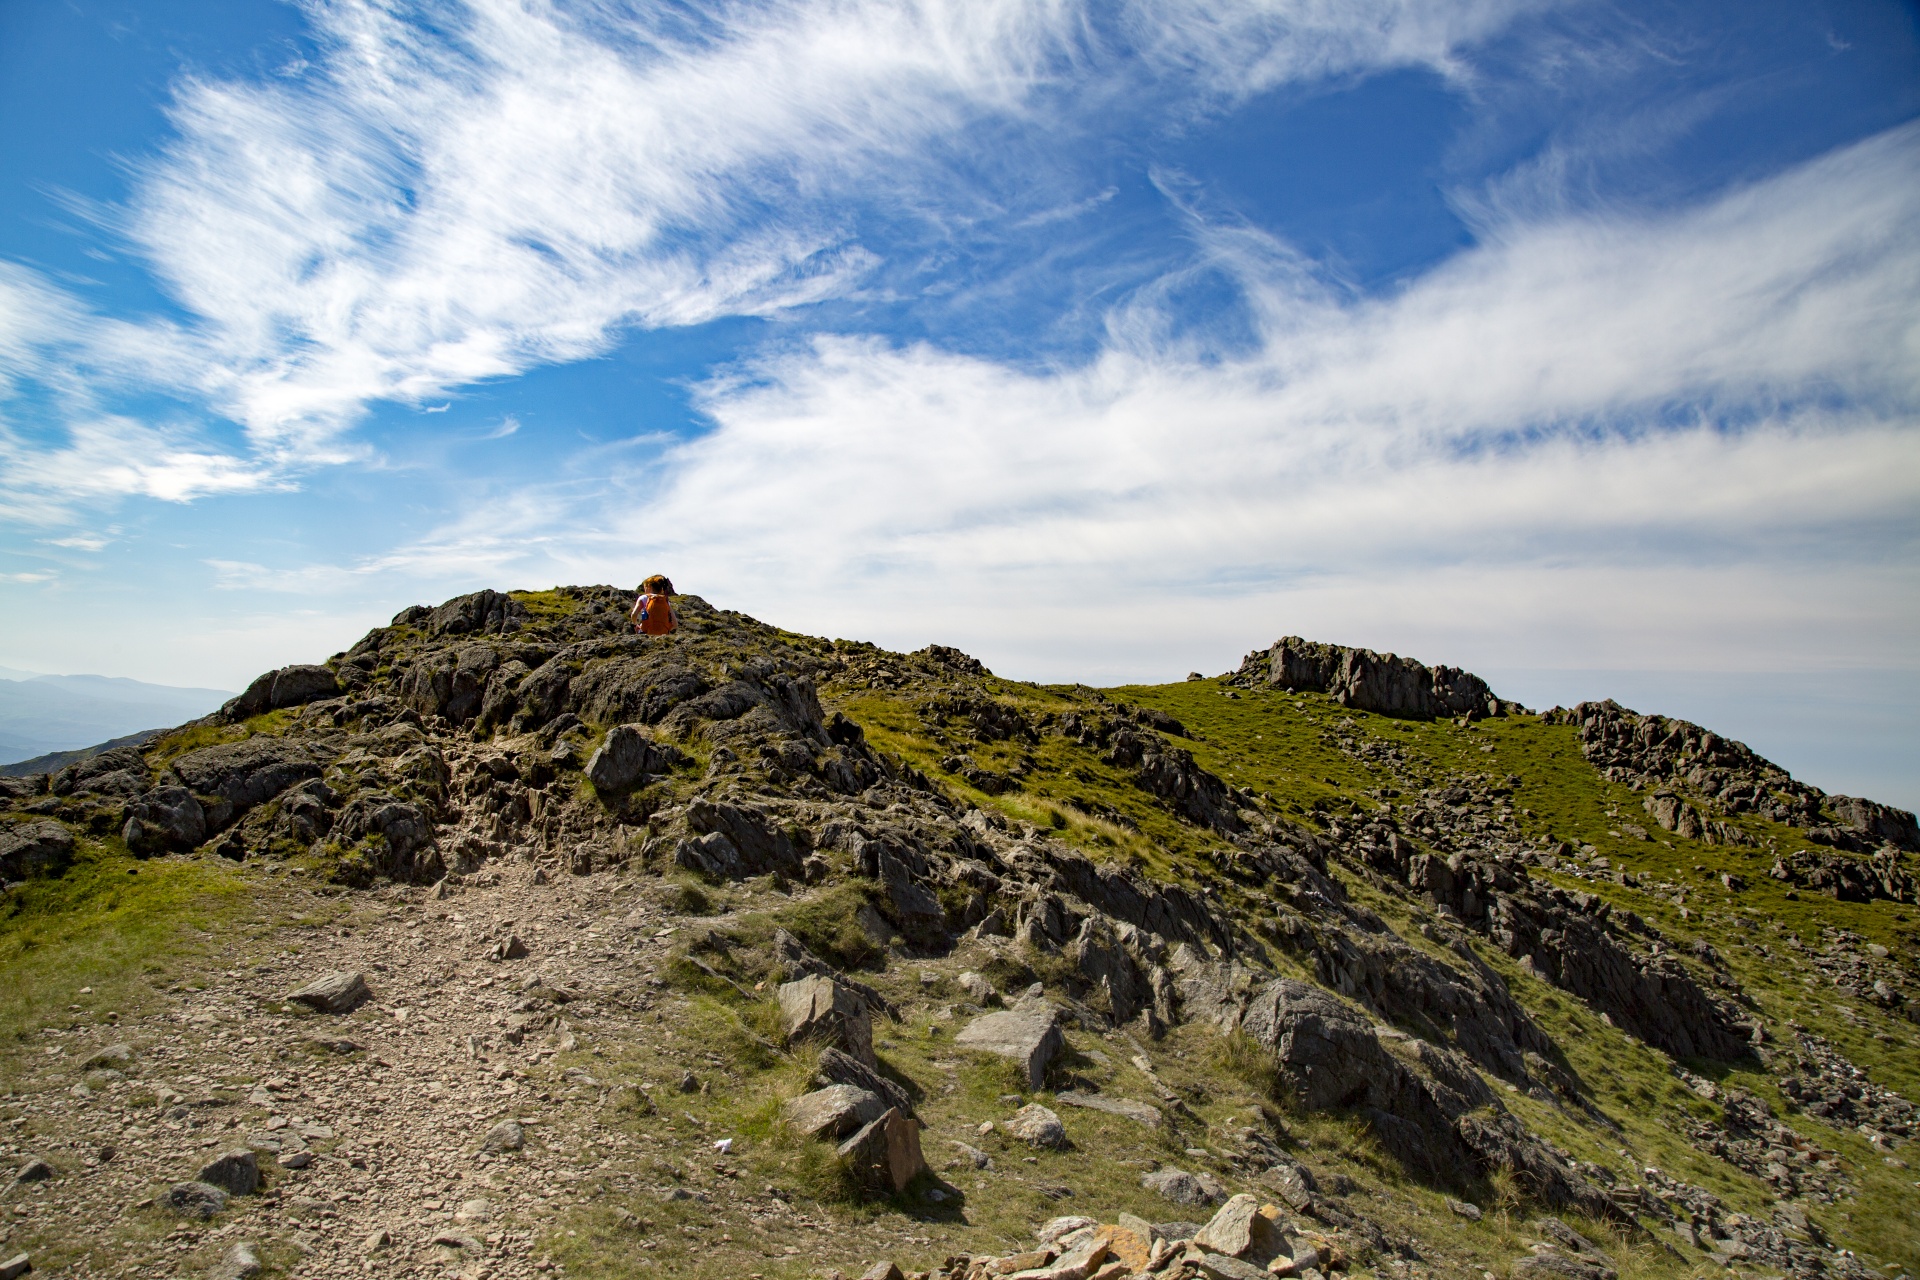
[779,975,876,1066]
[673,799,805,879]
[0,820,74,881]
[122,787,206,855]
[171,738,322,821]
[584,725,681,793]
[224,665,341,719]
[835,1107,924,1193]
[954,1001,1063,1089]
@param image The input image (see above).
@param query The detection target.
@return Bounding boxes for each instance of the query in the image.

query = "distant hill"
[0,669,232,768]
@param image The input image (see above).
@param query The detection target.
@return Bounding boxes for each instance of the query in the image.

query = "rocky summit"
[0,587,1915,1280]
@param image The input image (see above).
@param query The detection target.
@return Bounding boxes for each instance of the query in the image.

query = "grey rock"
[1511,1253,1615,1280]
[286,970,370,1014]
[812,1047,913,1117]
[946,1141,993,1170]
[195,1149,259,1195]
[160,1181,228,1219]
[1446,1197,1483,1221]
[836,1106,925,1193]
[208,1241,261,1280]
[0,1254,27,1280]
[226,664,342,719]
[1005,1103,1067,1149]
[171,737,323,820]
[277,1151,312,1169]
[0,821,73,881]
[80,1043,134,1071]
[122,787,206,855]
[1143,1168,1226,1206]
[430,1232,485,1252]
[1195,1194,1276,1259]
[11,1159,54,1186]
[585,725,681,792]
[481,1120,525,1153]
[1056,1089,1162,1127]
[1535,1218,1608,1263]
[785,1085,886,1141]
[954,1004,1063,1089]
[1189,1251,1271,1280]
[956,971,998,1005]
[779,974,875,1066]
[1250,636,1497,720]
[1037,1215,1098,1245]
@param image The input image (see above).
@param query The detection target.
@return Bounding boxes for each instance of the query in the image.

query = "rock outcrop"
[1234,638,1512,720]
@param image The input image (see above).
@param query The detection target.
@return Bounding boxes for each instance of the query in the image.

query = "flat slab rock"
[953,1004,1062,1089]
[1056,1089,1162,1127]
[786,1084,887,1140]
[286,970,370,1014]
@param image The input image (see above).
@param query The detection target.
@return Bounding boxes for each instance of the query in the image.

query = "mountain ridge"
[0,585,1913,1280]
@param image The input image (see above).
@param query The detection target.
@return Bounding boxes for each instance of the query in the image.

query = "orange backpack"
[637,593,675,635]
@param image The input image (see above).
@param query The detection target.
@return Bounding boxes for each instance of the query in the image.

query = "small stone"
[482,1120,525,1153]
[285,970,370,1014]
[490,936,529,962]
[277,1151,313,1170]
[858,1264,904,1280]
[677,1071,700,1093]
[1006,1103,1067,1148]
[208,1241,261,1280]
[957,972,998,1005]
[431,1232,485,1252]
[0,1255,27,1280]
[1446,1198,1483,1221]
[363,1230,391,1254]
[160,1181,228,1219]
[10,1159,54,1186]
[455,1198,491,1222]
[946,1142,993,1170]
[196,1149,260,1196]
[80,1043,134,1071]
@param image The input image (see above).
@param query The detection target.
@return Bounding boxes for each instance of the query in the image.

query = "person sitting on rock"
[629,574,680,635]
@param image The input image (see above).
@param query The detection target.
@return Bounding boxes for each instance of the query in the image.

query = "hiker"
[629,574,680,635]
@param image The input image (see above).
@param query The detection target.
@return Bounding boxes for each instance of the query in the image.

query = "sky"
[0,0,1917,809]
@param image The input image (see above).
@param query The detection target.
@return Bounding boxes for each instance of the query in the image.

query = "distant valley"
[0,667,233,769]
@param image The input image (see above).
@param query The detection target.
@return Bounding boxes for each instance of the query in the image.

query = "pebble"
[0,1255,27,1280]
[482,1119,526,1153]
[208,1241,262,1280]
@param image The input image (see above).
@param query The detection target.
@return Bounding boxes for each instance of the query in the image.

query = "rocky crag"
[0,589,1915,1280]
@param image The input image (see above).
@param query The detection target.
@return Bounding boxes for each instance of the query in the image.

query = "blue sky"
[1,0,1917,808]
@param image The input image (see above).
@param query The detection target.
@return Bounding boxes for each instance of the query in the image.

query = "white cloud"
[592,122,1919,676]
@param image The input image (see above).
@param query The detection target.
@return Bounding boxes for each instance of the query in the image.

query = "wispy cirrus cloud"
[2,0,1550,525]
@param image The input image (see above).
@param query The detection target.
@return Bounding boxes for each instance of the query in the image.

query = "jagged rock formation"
[1547,701,1919,852]
[1232,638,1516,720]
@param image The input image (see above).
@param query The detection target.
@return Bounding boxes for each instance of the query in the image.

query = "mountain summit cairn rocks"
[954,995,1064,1089]
[779,973,876,1066]
[285,971,370,1014]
